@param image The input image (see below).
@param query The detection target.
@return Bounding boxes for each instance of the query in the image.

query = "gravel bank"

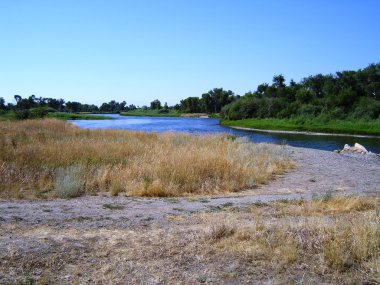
[0,146,379,228]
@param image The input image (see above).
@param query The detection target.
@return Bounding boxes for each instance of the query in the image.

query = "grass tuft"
[54,165,84,198]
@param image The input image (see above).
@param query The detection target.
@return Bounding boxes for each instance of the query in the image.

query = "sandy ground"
[0,147,379,284]
[229,126,380,138]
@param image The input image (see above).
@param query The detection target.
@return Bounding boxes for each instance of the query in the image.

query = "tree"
[272,74,286,88]
[14,95,22,103]
[0,97,5,110]
[47,98,65,111]
[150,99,162,110]
[256,83,269,95]
[295,89,314,104]
[66,101,83,113]
[180,97,201,113]
[201,88,236,113]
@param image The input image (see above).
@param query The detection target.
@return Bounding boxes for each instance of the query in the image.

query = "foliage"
[1,95,136,119]
[221,63,380,121]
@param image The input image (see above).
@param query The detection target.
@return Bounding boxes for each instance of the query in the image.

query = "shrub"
[55,165,84,198]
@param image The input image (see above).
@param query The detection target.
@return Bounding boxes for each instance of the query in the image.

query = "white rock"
[343,144,351,150]
[354,143,368,153]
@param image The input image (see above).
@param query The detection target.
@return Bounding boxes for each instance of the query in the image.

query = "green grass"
[47,112,113,120]
[0,111,16,120]
[120,109,181,117]
[221,118,380,136]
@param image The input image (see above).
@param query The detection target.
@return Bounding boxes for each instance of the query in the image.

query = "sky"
[0,0,379,107]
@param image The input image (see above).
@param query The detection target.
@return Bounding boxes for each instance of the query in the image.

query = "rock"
[354,143,368,153]
[340,143,369,154]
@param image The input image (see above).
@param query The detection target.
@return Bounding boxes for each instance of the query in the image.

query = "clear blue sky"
[1,0,379,106]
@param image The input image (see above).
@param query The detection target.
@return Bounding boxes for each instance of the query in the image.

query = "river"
[69,114,380,153]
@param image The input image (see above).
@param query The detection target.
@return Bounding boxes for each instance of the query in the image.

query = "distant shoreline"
[228,126,380,139]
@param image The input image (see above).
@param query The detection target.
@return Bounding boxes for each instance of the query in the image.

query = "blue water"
[69,114,380,153]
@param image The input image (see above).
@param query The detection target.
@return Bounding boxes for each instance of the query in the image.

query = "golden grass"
[0,119,293,198]
[273,195,377,217]
[204,196,380,278]
[1,196,378,284]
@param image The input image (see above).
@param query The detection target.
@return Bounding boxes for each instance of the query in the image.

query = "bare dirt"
[0,147,379,284]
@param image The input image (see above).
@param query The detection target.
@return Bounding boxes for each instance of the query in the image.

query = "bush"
[30,107,49,118]
[14,109,31,120]
[351,97,380,120]
[55,165,84,198]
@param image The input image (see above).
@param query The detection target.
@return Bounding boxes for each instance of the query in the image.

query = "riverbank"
[1,146,379,284]
[120,110,181,117]
[228,126,380,139]
[47,112,113,120]
[222,118,380,136]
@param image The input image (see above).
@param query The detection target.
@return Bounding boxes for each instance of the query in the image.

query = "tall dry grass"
[0,119,293,198]
[205,196,380,278]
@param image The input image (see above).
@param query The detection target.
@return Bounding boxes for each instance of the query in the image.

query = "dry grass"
[273,195,377,217]
[202,196,380,282]
[0,119,293,199]
[1,196,378,284]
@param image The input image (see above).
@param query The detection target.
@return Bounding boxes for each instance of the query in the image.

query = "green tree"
[0,97,5,110]
[272,74,286,88]
[150,99,162,110]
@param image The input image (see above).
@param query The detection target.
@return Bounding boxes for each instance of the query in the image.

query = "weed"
[166,197,180,204]
[173,208,185,212]
[143,176,153,190]
[16,278,35,285]
[208,223,236,242]
[102,204,125,210]
[199,198,210,203]
[250,200,268,207]
[322,191,333,201]
[55,165,84,198]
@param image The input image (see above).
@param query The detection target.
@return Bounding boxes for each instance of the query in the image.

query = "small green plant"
[102,203,125,210]
[143,176,153,190]
[166,197,180,203]
[251,200,268,207]
[199,198,210,203]
[322,191,333,202]
[55,165,84,198]
[16,277,35,285]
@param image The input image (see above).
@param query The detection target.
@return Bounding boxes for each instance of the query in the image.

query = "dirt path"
[0,147,379,284]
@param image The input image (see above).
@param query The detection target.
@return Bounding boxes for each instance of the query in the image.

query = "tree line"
[221,63,380,121]
[0,95,139,119]
[2,63,379,121]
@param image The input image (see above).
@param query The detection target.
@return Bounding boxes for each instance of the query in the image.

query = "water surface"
[69,114,380,153]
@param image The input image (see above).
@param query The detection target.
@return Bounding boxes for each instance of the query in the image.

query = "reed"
[0,119,293,198]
